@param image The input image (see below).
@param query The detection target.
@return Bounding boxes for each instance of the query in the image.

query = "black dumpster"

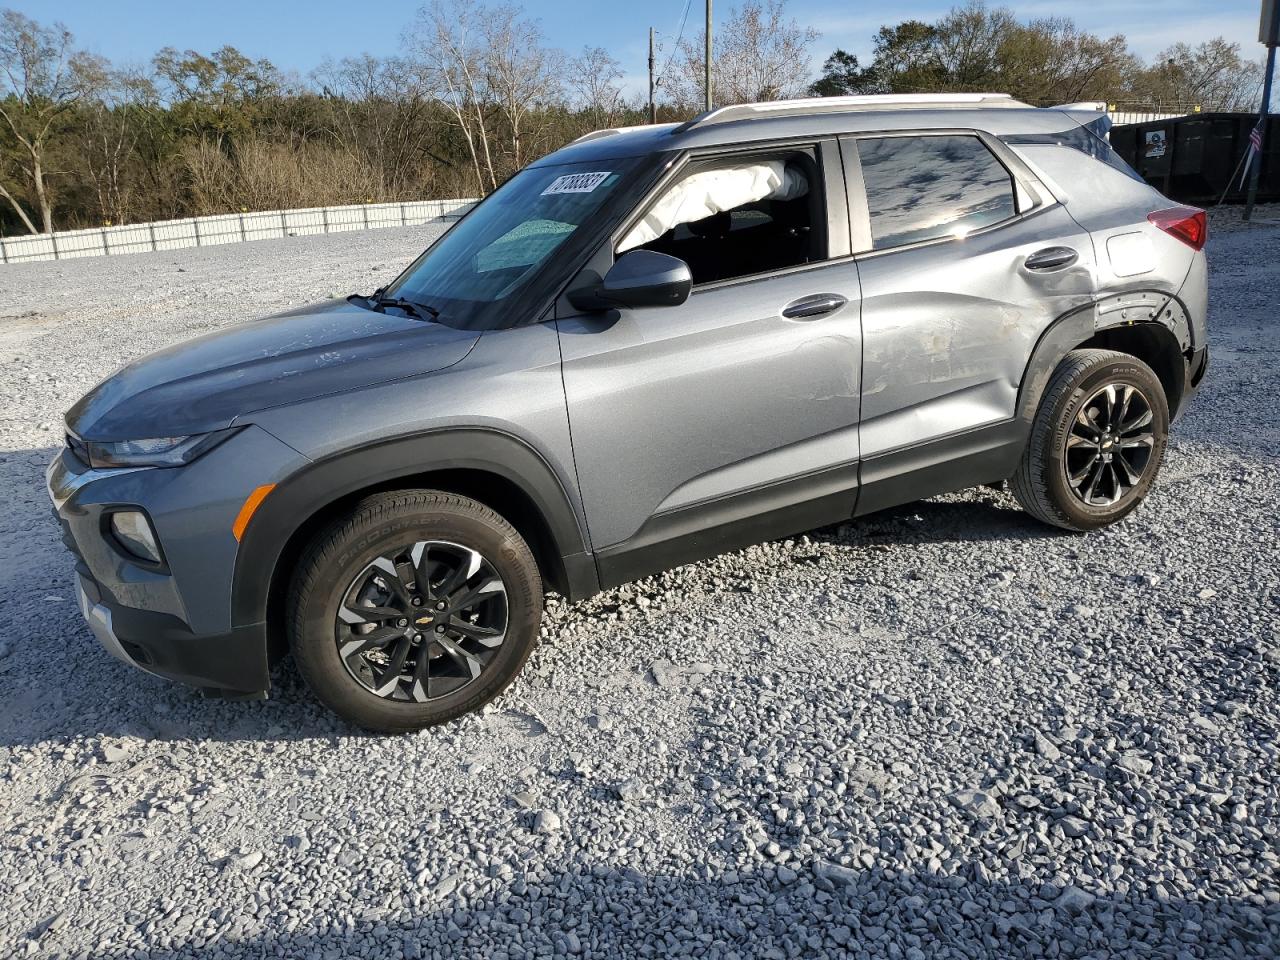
[1110,112,1280,204]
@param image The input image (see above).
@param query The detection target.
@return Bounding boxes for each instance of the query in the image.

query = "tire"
[288,490,542,733]
[1011,349,1169,532]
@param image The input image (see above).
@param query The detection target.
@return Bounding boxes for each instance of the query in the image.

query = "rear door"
[844,131,1096,469]
[557,140,863,581]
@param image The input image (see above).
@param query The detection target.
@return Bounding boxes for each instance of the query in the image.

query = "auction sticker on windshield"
[542,172,612,195]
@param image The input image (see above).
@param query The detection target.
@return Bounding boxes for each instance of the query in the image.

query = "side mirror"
[568,250,692,312]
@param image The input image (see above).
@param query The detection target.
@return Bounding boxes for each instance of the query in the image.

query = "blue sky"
[17,0,1269,98]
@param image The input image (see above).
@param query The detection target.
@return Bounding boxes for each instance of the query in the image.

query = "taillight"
[1148,207,1207,251]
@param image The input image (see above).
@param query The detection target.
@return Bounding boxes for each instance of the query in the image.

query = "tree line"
[0,1,1265,235]
[808,6,1263,109]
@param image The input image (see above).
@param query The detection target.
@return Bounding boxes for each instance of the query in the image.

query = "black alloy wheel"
[1063,382,1157,507]
[289,491,543,733]
[337,540,508,703]
[1010,349,1170,531]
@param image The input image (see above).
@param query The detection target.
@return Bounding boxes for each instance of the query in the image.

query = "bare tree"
[998,15,1138,103]
[483,6,562,171]
[79,66,156,224]
[1134,39,1263,111]
[669,0,819,109]
[930,1,1013,89]
[408,0,499,193]
[569,46,624,130]
[0,9,102,233]
[315,53,455,198]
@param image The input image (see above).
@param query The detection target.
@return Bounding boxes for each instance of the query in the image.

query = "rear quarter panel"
[1010,143,1206,350]
[1010,145,1196,290]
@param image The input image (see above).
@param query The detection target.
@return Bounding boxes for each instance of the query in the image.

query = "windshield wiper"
[350,289,440,321]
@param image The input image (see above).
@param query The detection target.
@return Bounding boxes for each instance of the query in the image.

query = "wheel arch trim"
[1017,291,1192,427]
[230,427,595,631]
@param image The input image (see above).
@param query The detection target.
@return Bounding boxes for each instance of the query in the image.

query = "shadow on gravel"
[0,442,343,749]
[66,860,1278,958]
[809,493,1070,551]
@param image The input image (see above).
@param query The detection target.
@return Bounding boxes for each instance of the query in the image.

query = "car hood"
[66,300,480,440]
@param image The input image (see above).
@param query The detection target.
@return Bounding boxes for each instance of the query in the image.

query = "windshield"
[384,157,647,330]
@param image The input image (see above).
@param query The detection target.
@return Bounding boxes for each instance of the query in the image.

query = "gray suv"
[49,94,1209,732]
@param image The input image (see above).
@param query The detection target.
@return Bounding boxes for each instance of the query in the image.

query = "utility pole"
[704,0,713,111]
[649,27,657,125]
[1244,0,1278,221]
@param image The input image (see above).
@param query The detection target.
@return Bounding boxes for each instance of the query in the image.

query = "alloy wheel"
[1063,382,1156,507]
[335,540,508,702]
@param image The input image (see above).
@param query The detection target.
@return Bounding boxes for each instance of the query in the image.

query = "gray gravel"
[1,208,1278,959]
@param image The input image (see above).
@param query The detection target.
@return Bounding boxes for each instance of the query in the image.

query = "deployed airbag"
[618,160,809,252]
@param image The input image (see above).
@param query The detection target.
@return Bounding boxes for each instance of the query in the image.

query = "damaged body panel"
[854,202,1097,459]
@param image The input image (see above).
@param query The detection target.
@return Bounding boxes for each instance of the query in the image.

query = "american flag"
[1240,118,1266,188]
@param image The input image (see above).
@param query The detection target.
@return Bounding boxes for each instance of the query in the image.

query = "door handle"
[1024,246,1079,271]
[781,293,847,320]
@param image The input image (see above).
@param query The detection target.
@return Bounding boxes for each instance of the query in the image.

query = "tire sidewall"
[1043,359,1169,530]
[293,499,542,732]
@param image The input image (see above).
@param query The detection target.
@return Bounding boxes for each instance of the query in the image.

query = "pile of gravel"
[0,210,1276,959]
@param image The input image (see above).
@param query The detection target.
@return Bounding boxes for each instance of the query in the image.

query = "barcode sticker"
[541,172,612,196]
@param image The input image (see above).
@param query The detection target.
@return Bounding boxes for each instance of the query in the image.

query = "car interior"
[621,150,827,285]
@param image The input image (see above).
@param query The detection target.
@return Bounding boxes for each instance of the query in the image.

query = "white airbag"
[618,160,808,252]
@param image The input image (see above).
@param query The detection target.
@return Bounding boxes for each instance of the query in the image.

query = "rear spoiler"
[1044,101,1113,139]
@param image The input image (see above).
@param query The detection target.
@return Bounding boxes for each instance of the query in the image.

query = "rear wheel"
[288,491,542,733]
[1011,349,1169,531]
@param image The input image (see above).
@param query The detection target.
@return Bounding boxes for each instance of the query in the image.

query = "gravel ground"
[1,208,1277,960]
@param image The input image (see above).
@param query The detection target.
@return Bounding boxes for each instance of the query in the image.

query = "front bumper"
[72,568,269,697]
[76,570,136,668]
[47,425,302,697]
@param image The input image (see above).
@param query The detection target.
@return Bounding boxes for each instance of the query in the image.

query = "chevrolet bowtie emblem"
[415,615,435,625]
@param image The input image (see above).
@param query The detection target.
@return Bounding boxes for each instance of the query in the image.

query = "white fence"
[0,198,477,266]
[1109,110,1190,127]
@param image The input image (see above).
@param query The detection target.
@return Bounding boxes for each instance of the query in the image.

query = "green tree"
[860,21,945,93]
[855,2,1138,104]
[808,49,872,97]
[152,44,281,144]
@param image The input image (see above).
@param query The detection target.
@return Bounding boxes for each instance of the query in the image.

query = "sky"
[13,0,1270,99]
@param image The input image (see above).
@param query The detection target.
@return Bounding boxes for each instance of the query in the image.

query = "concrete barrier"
[0,198,477,265]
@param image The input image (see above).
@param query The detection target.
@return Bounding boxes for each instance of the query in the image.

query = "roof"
[531,95,1092,168]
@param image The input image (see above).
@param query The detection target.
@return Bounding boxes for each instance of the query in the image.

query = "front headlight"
[85,428,239,468]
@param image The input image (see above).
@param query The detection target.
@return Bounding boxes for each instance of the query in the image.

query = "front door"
[557,141,863,586]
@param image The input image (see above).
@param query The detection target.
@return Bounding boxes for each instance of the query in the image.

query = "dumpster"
[1110,112,1280,204]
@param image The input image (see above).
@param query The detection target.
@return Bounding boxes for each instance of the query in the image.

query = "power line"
[654,0,695,92]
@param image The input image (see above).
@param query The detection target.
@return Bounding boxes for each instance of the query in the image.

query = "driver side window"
[616,147,828,286]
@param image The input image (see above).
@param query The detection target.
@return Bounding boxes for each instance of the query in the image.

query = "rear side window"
[856,135,1017,249]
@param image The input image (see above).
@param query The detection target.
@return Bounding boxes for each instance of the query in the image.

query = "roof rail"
[570,122,678,145]
[675,93,1025,133]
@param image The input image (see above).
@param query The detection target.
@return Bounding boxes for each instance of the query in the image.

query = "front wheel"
[1011,349,1170,531]
[288,491,543,733]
